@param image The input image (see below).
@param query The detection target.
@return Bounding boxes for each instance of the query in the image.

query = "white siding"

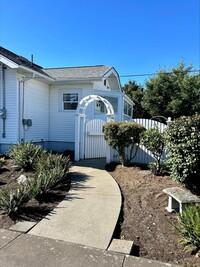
[0,67,18,144]
[49,84,93,142]
[21,79,49,142]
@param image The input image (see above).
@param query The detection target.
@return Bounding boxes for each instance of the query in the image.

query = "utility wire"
[119,69,200,78]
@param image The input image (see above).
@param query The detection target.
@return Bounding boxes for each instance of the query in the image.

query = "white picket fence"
[110,118,168,164]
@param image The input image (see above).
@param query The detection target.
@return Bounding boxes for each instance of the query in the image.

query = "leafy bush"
[0,157,5,169]
[0,180,34,215]
[140,126,166,175]
[175,204,200,252]
[147,160,170,176]
[103,122,145,166]
[33,153,71,196]
[9,142,46,171]
[165,114,200,184]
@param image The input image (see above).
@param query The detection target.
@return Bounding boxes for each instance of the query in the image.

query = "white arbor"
[75,95,114,161]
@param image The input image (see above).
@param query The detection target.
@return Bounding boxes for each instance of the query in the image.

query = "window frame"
[62,93,79,110]
[124,100,133,117]
[95,96,119,114]
[59,89,81,112]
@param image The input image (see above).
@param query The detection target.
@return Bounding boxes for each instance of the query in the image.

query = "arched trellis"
[75,95,115,161]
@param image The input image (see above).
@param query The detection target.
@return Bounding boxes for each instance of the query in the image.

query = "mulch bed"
[106,163,200,267]
[0,157,70,229]
[1,158,200,266]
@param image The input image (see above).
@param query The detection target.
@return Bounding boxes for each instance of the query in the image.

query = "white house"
[0,46,133,160]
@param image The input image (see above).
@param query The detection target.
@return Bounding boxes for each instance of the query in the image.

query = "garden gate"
[84,119,107,159]
[75,95,114,161]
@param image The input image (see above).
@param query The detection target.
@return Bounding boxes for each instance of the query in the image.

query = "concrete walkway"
[0,159,182,266]
[29,159,121,250]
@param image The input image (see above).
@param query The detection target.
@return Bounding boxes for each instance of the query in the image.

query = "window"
[95,96,118,113]
[63,93,78,110]
[124,101,133,117]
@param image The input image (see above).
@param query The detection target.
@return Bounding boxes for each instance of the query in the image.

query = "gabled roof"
[0,46,118,83]
[0,46,51,79]
[43,66,113,81]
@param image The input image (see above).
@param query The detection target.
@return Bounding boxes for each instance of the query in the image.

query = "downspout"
[1,64,7,138]
[21,80,25,141]
[17,79,21,142]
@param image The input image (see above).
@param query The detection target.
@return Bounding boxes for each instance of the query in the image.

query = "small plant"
[140,126,166,175]
[33,153,71,196]
[147,160,170,176]
[174,204,200,253]
[0,180,35,215]
[9,142,46,171]
[0,157,5,169]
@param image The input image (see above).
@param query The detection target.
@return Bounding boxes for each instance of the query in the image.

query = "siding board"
[0,68,18,143]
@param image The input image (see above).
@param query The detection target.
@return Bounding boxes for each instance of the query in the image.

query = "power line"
[119,69,200,78]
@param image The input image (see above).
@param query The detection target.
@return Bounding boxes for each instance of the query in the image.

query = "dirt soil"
[1,158,200,267]
[0,158,70,229]
[106,163,200,267]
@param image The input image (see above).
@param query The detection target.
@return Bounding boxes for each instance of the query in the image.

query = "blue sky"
[0,0,199,86]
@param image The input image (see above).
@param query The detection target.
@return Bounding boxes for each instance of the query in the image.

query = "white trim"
[0,55,19,68]
[75,94,115,161]
[58,88,82,112]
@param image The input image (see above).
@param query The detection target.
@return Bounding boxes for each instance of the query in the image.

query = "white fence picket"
[110,118,167,164]
[85,119,107,159]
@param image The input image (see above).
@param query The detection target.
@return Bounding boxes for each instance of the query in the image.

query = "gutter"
[19,65,54,81]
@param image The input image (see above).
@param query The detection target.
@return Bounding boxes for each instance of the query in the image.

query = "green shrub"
[165,114,200,184]
[0,180,34,215]
[140,126,166,175]
[33,153,71,196]
[0,157,5,169]
[103,122,145,166]
[9,142,46,171]
[148,160,170,176]
[175,204,200,252]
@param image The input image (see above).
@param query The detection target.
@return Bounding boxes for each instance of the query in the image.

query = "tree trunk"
[119,147,127,166]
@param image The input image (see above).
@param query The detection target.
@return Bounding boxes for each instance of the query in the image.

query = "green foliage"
[165,114,200,184]
[122,80,150,118]
[175,204,200,252]
[0,157,5,169]
[147,160,170,176]
[0,180,34,215]
[140,126,166,175]
[0,153,71,215]
[103,122,145,166]
[33,153,71,196]
[142,62,200,119]
[9,142,46,171]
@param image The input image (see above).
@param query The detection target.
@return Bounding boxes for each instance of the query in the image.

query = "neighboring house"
[0,46,133,160]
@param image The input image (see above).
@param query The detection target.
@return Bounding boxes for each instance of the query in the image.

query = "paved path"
[0,229,182,267]
[0,159,182,266]
[29,159,121,249]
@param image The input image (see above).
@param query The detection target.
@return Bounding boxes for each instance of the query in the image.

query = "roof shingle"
[0,46,113,81]
[0,46,51,78]
[44,66,112,80]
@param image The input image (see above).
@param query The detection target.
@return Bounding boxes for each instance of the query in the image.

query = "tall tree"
[122,80,150,118]
[142,62,200,119]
